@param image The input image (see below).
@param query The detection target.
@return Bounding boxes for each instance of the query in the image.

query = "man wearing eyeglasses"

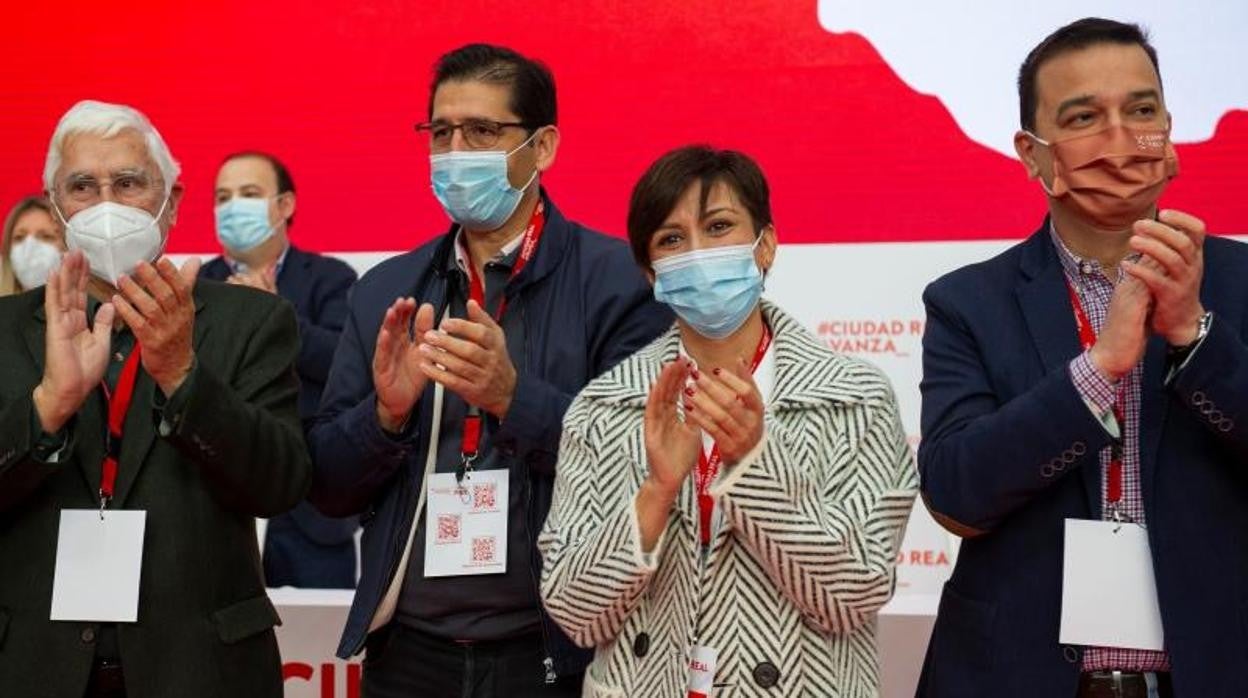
[0,100,308,698]
[309,44,671,697]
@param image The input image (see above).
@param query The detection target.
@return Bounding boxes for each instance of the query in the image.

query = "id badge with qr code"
[423,469,508,577]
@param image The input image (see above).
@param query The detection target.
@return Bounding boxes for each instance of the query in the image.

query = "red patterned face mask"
[1027,124,1180,229]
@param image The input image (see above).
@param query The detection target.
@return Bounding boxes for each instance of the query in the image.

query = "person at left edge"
[200,150,360,589]
[308,44,672,697]
[0,100,308,697]
[1,195,66,296]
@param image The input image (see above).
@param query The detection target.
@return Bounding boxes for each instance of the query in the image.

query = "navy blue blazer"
[916,221,1248,697]
[202,245,360,587]
[307,193,673,672]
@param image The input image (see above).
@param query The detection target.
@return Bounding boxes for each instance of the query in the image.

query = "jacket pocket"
[927,582,996,688]
[212,595,281,644]
[581,670,625,698]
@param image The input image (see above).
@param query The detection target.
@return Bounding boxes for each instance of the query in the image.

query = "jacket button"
[1062,645,1080,663]
[752,661,780,688]
[632,632,650,658]
[81,627,96,644]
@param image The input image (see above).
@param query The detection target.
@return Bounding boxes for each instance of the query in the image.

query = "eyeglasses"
[54,171,162,206]
[415,118,533,152]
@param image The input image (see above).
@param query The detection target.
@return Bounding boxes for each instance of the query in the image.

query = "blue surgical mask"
[215,197,277,252]
[430,131,539,231]
[652,240,764,340]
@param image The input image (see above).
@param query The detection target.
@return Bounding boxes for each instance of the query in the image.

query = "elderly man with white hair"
[0,100,310,698]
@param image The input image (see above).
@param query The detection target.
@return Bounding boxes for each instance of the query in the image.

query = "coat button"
[81,627,96,644]
[1062,645,1081,663]
[752,661,780,688]
[632,632,650,658]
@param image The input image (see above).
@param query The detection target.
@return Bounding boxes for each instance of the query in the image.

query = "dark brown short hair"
[627,146,772,268]
[222,150,297,226]
[430,44,557,129]
[1018,17,1161,132]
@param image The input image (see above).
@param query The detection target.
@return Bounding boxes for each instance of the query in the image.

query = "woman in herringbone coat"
[539,147,919,697]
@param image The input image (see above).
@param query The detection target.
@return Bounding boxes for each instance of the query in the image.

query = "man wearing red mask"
[917,18,1248,698]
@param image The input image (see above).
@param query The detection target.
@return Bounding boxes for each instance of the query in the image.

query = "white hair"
[43,100,181,196]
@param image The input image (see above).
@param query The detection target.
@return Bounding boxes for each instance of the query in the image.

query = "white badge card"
[1060,518,1165,650]
[686,645,719,698]
[50,509,146,622]
[424,469,508,577]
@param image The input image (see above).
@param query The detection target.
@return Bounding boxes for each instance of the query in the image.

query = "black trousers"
[362,624,583,698]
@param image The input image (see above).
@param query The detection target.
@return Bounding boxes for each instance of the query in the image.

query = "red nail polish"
[713,367,722,376]
[685,403,694,412]
[684,387,694,396]
[691,368,700,379]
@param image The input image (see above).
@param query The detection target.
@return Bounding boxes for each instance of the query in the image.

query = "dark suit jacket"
[0,281,311,698]
[309,193,673,669]
[916,221,1248,697]
[202,246,359,587]
[200,245,357,423]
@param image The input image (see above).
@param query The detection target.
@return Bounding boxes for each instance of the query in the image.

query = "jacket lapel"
[1138,335,1168,519]
[275,245,309,300]
[1014,224,1102,519]
[111,289,209,507]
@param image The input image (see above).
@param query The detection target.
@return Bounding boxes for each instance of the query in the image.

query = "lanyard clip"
[455,453,478,483]
[1108,503,1134,532]
[455,455,477,504]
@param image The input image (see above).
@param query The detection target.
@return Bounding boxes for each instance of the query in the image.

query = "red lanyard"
[100,346,143,505]
[458,201,545,471]
[694,325,772,545]
[1065,281,1125,506]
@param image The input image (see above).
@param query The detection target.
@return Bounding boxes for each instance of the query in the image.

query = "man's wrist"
[1087,346,1125,384]
[153,353,195,398]
[32,383,75,434]
[1167,308,1210,349]
[376,404,410,434]
[488,373,518,420]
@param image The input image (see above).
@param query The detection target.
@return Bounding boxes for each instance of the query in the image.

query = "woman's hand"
[684,358,765,466]
[644,358,702,494]
[637,358,701,552]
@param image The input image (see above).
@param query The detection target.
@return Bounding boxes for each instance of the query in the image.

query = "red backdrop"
[3,1,1245,253]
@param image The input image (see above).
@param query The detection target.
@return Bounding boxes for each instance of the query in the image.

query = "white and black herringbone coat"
[540,302,919,697]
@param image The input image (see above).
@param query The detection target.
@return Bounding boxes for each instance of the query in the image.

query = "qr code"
[436,514,461,544]
[472,483,497,510]
[471,536,496,563]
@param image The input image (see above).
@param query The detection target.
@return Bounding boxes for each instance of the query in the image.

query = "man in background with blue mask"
[200,151,359,590]
[308,44,671,697]
[0,100,308,698]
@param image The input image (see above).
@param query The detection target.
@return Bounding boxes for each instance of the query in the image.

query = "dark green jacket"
[0,280,311,698]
